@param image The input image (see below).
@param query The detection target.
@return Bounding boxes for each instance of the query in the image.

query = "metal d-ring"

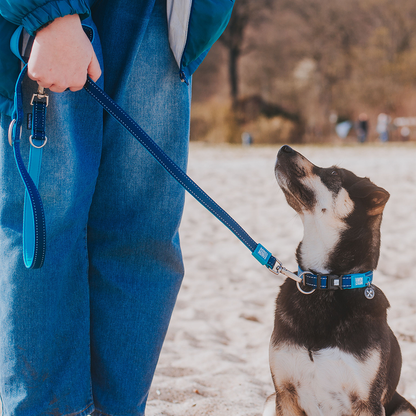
[8,119,22,146]
[296,270,316,295]
[29,135,48,149]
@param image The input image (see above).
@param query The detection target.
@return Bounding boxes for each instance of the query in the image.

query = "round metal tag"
[364,286,375,300]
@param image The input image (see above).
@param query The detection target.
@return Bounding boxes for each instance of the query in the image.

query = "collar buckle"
[326,274,342,290]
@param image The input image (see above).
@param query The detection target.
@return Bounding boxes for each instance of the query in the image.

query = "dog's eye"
[331,170,338,176]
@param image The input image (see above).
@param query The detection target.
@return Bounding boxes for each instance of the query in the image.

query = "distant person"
[335,120,352,139]
[356,113,369,143]
[242,131,253,146]
[376,113,391,142]
[400,126,410,141]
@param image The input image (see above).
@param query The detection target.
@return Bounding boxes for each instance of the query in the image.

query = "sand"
[146,143,416,416]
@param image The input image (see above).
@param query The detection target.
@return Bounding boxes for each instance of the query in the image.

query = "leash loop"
[10,65,47,269]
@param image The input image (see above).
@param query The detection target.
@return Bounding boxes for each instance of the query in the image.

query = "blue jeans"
[0,0,191,414]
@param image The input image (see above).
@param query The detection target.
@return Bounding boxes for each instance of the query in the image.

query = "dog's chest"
[269,344,381,415]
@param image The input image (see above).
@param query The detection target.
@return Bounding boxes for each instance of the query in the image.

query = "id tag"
[364,285,375,300]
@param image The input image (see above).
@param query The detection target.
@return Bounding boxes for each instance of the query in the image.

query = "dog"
[263,145,416,416]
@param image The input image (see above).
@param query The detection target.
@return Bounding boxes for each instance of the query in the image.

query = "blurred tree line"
[190,0,416,143]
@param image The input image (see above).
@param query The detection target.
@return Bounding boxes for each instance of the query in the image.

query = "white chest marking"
[269,344,381,415]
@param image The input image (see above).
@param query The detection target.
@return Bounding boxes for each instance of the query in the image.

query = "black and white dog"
[263,145,416,416]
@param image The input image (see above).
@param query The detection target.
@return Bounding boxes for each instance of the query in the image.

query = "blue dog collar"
[298,267,373,290]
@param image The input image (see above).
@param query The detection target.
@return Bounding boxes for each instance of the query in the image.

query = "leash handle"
[9,65,47,269]
[83,77,278,270]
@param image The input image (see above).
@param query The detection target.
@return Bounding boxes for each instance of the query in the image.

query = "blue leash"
[83,77,281,273]
[10,72,373,296]
[9,64,47,269]
[8,23,287,274]
[8,27,294,278]
[9,67,284,273]
[10,27,374,296]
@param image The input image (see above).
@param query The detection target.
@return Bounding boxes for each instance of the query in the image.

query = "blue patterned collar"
[298,267,373,290]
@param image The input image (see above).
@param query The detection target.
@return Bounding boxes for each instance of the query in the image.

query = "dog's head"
[275,145,389,275]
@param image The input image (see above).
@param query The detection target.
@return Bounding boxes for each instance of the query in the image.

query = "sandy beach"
[146,143,416,416]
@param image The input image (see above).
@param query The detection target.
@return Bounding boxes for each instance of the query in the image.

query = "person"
[400,126,410,141]
[241,131,253,146]
[376,112,391,143]
[356,112,369,143]
[0,1,232,415]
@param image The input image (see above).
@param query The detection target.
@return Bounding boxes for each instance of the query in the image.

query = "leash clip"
[268,258,303,284]
[267,257,283,276]
[30,85,49,107]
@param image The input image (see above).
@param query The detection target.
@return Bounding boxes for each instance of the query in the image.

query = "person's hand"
[28,14,101,92]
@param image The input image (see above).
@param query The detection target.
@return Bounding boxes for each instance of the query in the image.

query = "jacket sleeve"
[0,0,91,35]
[167,0,234,79]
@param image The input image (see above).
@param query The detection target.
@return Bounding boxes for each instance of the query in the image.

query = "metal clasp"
[265,256,316,295]
[267,258,303,283]
[267,257,283,276]
[8,119,22,146]
[30,85,49,107]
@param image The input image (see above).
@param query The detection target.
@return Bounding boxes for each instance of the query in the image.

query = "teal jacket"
[0,0,233,116]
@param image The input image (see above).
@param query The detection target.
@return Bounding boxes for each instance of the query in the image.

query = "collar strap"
[298,267,373,290]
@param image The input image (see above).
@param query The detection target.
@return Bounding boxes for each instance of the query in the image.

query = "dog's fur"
[263,146,416,416]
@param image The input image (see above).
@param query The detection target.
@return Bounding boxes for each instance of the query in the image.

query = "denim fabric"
[0,0,191,414]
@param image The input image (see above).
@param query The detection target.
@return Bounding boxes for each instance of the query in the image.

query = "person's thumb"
[88,50,102,83]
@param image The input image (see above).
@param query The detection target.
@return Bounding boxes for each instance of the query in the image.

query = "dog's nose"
[281,145,294,153]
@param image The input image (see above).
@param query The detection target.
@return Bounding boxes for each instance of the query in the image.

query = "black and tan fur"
[263,145,416,416]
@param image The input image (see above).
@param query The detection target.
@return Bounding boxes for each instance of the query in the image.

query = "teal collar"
[298,267,373,291]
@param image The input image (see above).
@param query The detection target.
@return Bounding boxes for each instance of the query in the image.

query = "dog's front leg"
[263,391,309,416]
[262,393,277,416]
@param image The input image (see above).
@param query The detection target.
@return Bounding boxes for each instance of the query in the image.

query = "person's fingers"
[27,15,99,93]
[30,78,53,90]
[48,84,68,93]
[88,50,102,83]
[69,83,85,92]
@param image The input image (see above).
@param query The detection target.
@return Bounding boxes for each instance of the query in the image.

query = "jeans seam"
[63,402,95,416]
[84,222,94,409]
[84,225,89,263]
[93,409,113,416]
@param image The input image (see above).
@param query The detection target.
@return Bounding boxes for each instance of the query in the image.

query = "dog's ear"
[348,179,390,216]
